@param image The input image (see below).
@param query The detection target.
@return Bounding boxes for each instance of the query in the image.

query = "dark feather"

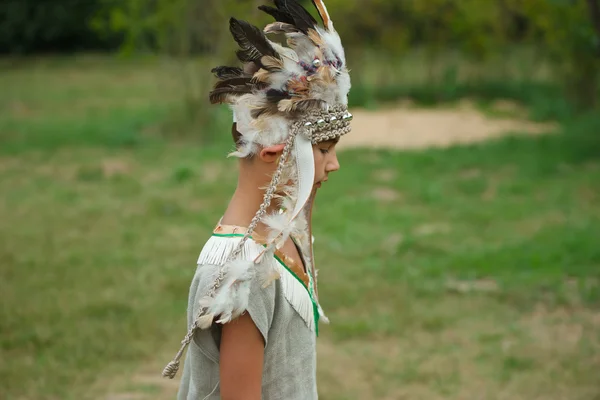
[258,5,295,25]
[291,99,328,112]
[213,77,253,90]
[229,18,278,63]
[266,89,292,104]
[274,0,318,33]
[251,104,280,119]
[209,86,253,104]
[211,66,247,80]
[236,49,256,64]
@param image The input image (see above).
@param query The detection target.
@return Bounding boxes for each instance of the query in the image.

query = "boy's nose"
[326,154,340,173]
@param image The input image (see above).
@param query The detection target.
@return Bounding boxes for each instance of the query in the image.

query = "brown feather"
[318,65,336,85]
[260,55,284,71]
[278,98,328,113]
[311,0,333,31]
[252,68,271,83]
[251,103,280,119]
[277,99,295,113]
[287,78,310,96]
[292,99,328,112]
[307,29,324,47]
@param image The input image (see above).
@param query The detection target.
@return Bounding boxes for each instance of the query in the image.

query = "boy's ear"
[259,143,285,163]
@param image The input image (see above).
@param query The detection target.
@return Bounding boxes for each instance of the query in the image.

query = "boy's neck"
[221,186,277,229]
[220,186,316,238]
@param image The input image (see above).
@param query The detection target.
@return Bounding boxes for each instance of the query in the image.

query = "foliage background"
[2,0,599,108]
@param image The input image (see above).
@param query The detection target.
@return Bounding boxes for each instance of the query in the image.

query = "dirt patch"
[102,159,132,178]
[339,102,558,151]
[372,187,402,202]
[317,339,375,399]
[98,358,181,400]
[372,168,398,183]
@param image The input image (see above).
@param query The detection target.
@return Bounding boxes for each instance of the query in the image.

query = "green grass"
[1,55,599,399]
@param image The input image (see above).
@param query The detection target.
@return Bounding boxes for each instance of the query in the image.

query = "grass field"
[1,55,599,400]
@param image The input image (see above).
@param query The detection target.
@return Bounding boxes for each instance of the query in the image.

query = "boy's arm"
[220,313,265,400]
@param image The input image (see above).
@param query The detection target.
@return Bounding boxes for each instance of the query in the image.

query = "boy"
[163,1,353,398]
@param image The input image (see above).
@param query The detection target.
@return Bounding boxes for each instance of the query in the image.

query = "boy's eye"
[319,148,329,154]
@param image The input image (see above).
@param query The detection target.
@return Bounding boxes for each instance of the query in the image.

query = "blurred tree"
[3,0,596,108]
[0,0,120,54]
[515,0,600,107]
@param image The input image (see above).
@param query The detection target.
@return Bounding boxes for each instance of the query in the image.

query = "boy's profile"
[163,1,353,398]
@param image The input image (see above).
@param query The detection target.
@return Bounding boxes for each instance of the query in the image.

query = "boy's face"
[313,139,340,189]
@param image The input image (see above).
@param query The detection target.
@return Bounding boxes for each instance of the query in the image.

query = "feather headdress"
[163,0,352,379]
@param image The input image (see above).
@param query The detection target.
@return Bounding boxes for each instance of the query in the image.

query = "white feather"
[263,211,297,249]
[317,27,346,64]
[287,33,318,63]
[270,40,299,62]
[335,71,352,105]
[267,55,303,91]
[262,212,289,233]
[197,313,215,329]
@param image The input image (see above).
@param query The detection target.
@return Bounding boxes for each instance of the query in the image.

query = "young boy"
[162,1,352,399]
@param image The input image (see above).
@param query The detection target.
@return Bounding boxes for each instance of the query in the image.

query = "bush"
[0,0,121,54]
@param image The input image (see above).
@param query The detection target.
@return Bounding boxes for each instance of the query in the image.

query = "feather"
[209,86,253,104]
[274,0,318,34]
[213,77,253,90]
[278,98,328,113]
[270,41,300,62]
[312,0,334,31]
[260,55,284,72]
[291,99,329,112]
[263,212,290,236]
[286,33,318,62]
[211,66,247,80]
[260,266,281,288]
[252,68,271,83]
[197,314,214,329]
[258,5,295,25]
[317,26,347,65]
[287,77,310,96]
[229,18,279,63]
[251,104,279,119]
[277,99,295,113]
[264,22,300,35]
[308,29,324,47]
[266,89,292,104]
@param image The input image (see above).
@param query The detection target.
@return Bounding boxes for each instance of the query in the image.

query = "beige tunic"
[177,232,321,400]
